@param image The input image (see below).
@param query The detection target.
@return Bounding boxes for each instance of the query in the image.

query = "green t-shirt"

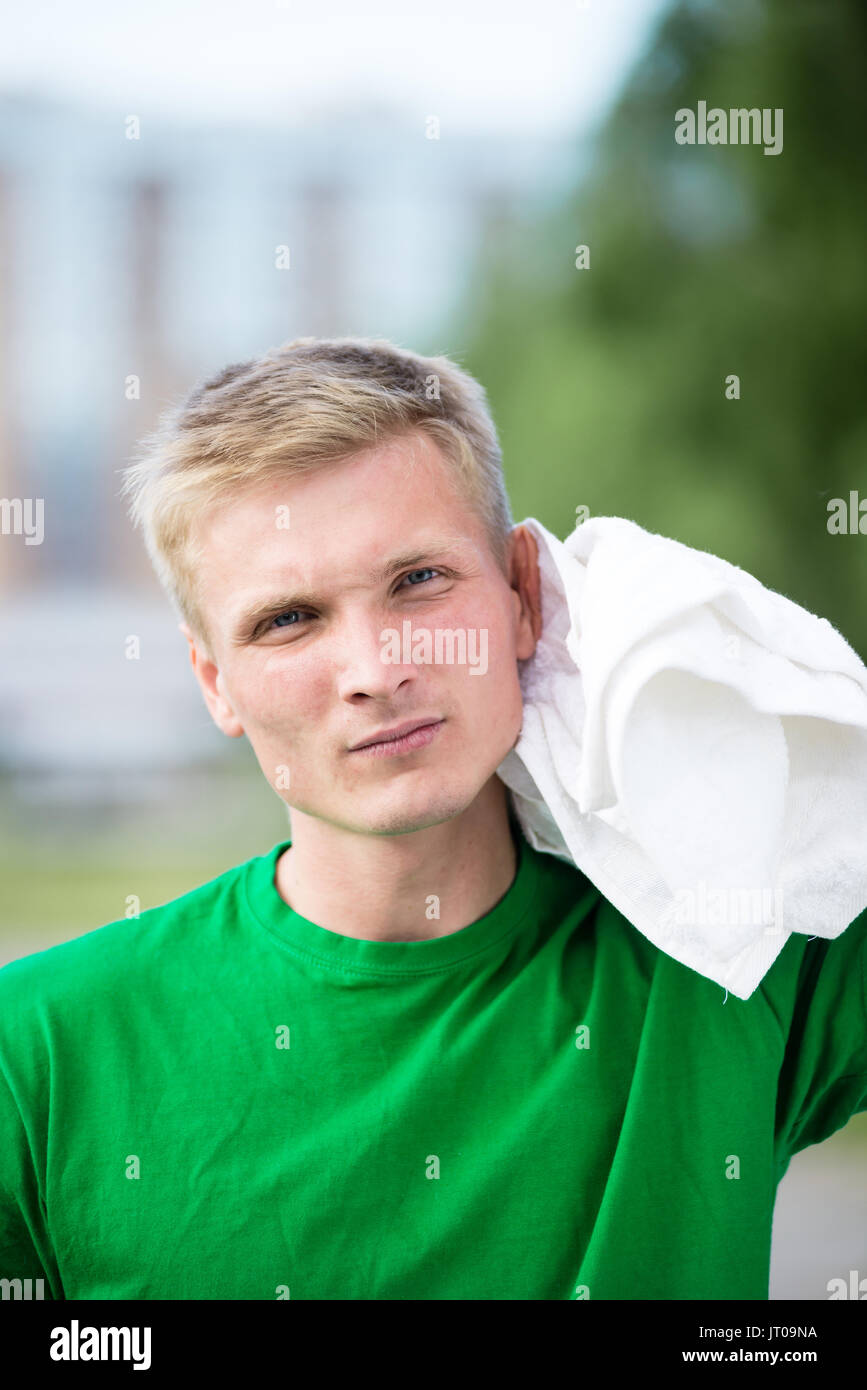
[1,831,865,1301]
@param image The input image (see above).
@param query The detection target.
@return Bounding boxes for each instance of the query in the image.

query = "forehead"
[190,432,493,618]
[200,432,483,545]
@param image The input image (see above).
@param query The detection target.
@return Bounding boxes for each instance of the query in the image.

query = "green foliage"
[451,0,867,656]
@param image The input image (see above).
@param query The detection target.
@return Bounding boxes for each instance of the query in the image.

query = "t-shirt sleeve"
[0,967,62,1299]
[768,908,867,1169]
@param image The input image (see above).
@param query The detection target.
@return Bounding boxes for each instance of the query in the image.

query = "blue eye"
[272,611,303,628]
[404,568,438,585]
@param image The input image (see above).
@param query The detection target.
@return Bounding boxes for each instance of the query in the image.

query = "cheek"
[451,608,522,718]
[227,657,319,735]
[487,607,525,705]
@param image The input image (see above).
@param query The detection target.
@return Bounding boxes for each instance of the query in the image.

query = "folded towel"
[496,516,867,999]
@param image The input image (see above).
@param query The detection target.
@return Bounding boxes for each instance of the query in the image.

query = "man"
[0,337,864,1301]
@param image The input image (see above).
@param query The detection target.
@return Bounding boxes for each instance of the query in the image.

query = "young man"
[0,337,864,1301]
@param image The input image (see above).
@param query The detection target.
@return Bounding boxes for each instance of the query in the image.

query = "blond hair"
[122,336,514,651]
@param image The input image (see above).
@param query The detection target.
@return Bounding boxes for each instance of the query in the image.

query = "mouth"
[348,718,445,757]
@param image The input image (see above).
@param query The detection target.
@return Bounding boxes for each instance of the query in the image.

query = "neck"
[273,777,519,942]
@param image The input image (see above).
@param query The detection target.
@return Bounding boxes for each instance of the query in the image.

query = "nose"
[334,614,420,703]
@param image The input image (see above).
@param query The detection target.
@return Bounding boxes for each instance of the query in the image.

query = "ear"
[179,622,244,738]
[508,525,542,659]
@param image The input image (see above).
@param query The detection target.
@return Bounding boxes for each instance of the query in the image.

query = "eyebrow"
[229,537,481,641]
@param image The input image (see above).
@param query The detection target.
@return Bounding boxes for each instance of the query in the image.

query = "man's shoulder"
[0,847,268,1024]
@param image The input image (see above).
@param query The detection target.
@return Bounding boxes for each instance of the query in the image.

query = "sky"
[1,0,672,136]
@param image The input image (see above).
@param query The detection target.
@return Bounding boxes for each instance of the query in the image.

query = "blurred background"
[0,0,864,1298]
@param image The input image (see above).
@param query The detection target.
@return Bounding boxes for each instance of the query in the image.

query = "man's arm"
[764,910,867,1173]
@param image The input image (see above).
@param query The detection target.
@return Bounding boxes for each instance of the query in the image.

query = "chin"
[354,784,478,838]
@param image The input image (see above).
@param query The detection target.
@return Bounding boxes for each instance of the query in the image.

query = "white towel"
[496,516,867,999]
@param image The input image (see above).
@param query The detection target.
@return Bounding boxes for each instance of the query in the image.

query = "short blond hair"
[122,336,514,650]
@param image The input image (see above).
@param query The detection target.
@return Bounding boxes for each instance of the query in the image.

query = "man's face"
[185,431,537,837]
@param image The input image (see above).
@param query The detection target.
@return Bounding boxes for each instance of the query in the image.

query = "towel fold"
[496,516,867,999]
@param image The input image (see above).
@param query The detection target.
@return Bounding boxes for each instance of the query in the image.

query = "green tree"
[453,0,867,657]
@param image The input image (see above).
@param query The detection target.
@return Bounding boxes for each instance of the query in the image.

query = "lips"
[349,718,443,751]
